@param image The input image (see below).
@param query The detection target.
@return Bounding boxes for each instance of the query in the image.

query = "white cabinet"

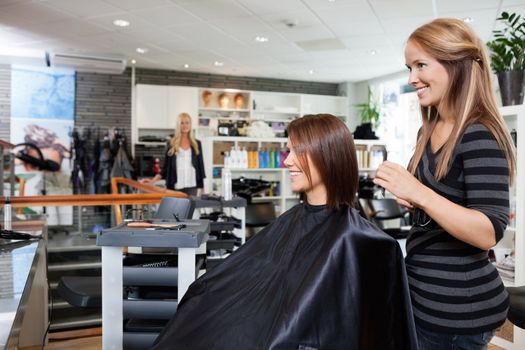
[167,86,199,129]
[136,84,198,130]
[301,94,348,117]
[251,91,301,123]
[136,84,168,129]
[491,104,525,350]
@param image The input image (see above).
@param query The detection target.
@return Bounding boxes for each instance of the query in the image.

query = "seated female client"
[152,114,417,350]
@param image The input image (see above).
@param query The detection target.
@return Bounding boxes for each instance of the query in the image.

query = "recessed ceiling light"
[214,61,224,67]
[368,49,378,55]
[131,59,136,65]
[308,69,314,75]
[136,47,148,54]
[113,19,130,27]
[183,63,190,68]
[255,36,269,42]
[462,17,474,23]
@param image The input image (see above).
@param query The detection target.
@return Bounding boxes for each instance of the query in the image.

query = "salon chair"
[245,201,276,237]
[507,286,525,329]
[363,198,410,239]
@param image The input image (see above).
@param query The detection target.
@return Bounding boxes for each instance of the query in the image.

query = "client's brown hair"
[287,114,358,209]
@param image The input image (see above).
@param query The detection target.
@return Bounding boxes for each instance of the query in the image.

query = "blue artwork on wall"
[11,66,75,120]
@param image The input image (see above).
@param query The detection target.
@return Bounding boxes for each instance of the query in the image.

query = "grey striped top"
[405,123,510,334]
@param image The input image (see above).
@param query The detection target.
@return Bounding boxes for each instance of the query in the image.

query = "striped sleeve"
[459,124,510,242]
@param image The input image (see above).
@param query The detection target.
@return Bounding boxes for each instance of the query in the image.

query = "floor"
[22,336,101,350]
[19,336,507,350]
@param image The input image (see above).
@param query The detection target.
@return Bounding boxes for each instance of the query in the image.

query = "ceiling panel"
[314,3,377,22]
[328,18,385,37]
[369,0,433,19]
[130,5,202,27]
[42,0,123,19]
[210,16,281,44]
[234,0,305,16]
[103,0,173,11]
[435,0,501,14]
[2,1,72,24]
[175,0,252,21]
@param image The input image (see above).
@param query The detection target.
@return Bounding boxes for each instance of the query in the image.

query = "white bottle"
[224,151,231,169]
[230,146,238,169]
[222,168,232,200]
[4,196,11,231]
[241,147,248,169]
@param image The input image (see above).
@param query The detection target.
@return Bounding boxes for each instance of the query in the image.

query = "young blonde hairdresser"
[141,112,205,195]
[152,114,417,349]
[374,18,516,350]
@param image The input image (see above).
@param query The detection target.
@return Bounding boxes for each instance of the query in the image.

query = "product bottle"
[274,149,280,168]
[222,168,232,200]
[241,147,248,169]
[153,158,161,175]
[4,196,11,231]
[230,146,238,168]
[253,148,259,168]
[259,148,265,168]
[279,148,288,168]
[269,148,275,168]
[224,151,231,168]
[264,148,270,169]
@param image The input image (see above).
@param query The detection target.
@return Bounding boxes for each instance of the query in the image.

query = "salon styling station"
[0,218,47,350]
[96,219,209,350]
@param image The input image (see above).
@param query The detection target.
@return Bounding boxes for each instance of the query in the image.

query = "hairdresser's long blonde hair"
[167,113,199,156]
[407,18,516,184]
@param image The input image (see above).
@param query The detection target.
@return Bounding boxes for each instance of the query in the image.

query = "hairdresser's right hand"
[139,178,153,185]
[373,161,430,208]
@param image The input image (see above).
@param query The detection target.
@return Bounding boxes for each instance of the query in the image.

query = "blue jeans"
[416,325,495,350]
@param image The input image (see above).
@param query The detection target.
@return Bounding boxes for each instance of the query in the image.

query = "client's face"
[284,141,326,205]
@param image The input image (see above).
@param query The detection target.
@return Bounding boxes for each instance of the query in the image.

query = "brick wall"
[0,65,10,141]
[136,68,340,95]
[73,70,133,230]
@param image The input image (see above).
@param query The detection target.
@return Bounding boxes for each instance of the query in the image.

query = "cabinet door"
[136,84,168,129]
[167,86,199,130]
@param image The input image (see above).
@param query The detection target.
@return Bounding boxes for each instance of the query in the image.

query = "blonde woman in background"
[141,113,205,195]
[374,18,516,349]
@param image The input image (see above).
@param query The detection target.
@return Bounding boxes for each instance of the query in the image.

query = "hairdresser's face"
[179,116,191,134]
[284,141,326,205]
[405,40,449,107]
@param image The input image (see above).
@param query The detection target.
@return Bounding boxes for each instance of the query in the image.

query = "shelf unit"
[202,136,299,214]
[491,104,525,350]
[353,139,387,174]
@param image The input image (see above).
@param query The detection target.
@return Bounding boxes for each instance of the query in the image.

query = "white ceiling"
[1,0,525,83]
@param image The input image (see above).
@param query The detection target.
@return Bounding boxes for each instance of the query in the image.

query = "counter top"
[0,239,43,349]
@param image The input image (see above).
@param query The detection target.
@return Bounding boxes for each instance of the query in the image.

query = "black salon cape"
[152,203,418,350]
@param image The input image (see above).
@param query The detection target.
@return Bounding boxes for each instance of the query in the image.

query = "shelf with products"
[202,136,299,215]
[490,104,525,350]
[353,140,387,172]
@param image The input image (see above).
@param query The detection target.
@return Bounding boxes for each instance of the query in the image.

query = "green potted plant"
[353,86,380,139]
[486,11,525,106]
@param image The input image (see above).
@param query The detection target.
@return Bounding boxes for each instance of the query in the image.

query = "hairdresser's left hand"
[373,161,428,208]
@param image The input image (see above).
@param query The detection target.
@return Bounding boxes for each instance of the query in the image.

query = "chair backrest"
[154,196,195,220]
[367,198,408,222]
[245,202,276,227]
